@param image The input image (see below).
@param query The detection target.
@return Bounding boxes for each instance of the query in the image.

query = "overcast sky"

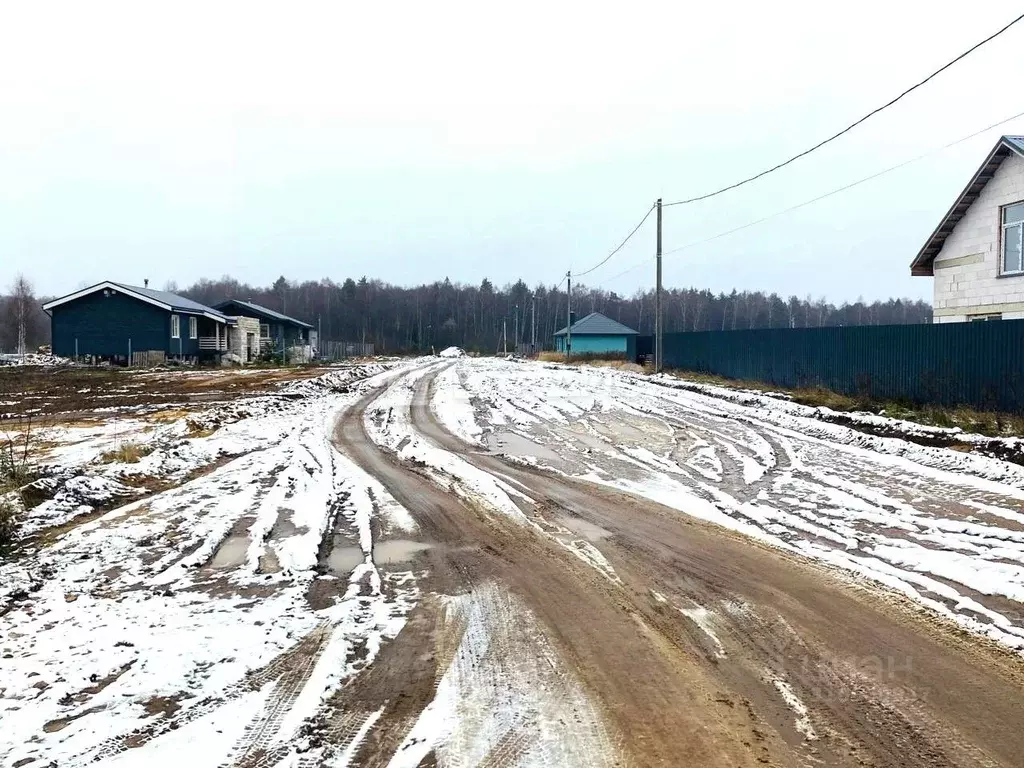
[1,1,1019,303]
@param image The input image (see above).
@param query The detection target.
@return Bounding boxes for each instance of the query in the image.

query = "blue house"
[212,299,314,357]
[553,312,639,357]
[43,281,231,363]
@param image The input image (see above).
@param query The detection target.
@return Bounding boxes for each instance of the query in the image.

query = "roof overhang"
[41,280,227,322]
[214,299,314,329]
[911,137,1024,277]
[43,281,173,313]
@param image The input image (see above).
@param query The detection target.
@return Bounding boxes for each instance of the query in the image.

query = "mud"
[318,362,1024,767]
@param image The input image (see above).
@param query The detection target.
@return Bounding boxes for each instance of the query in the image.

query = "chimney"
[144,279,149,288]
[569,311,576,326]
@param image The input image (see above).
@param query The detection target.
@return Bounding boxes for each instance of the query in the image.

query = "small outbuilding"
[553,312,639,357]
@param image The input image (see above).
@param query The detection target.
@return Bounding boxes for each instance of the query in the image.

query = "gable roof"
[42,281,228,322]
[212,299,314,330]
[553,311,639,336]
[911,136,1024,276]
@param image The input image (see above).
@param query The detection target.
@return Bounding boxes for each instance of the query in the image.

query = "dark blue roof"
[554,311,639,336]
[213,299,314,330]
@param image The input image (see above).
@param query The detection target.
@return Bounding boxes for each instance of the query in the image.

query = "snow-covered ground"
[8,355,1024,767]
[437,359,1024,650]
[0,362,426,767]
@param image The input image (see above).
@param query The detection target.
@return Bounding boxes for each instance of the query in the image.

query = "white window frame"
[1001,201,1024,275]
[170,314,180,339]
[969,313,1002,322]
[189,316,198,339]
[260,323,271,340]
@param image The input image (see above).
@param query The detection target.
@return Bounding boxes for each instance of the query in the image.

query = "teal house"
[553,312,639,357]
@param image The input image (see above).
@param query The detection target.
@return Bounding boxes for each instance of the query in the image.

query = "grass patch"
[185,420,217,438]
[100,441,153,464]
[146,408,192,424]
[537,351,637,367]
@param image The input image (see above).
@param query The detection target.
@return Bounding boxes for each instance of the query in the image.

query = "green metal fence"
[637,321,1024,412]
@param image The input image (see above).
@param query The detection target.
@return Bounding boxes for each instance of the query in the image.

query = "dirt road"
[333,361,1024,767]
[8,359,1024,767]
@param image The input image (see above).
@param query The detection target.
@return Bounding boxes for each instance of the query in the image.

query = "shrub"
[0,496,18,557]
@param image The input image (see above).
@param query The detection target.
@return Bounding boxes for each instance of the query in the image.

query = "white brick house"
[911,136,1024,322]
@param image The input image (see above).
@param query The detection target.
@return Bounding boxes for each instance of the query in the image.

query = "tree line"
[179,275,932,353]
[1,274,932,355]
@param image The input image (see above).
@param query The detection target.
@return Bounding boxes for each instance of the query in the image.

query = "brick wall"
[933,152,1024,322]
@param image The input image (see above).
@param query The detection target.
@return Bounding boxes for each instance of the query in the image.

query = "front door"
[246,333,255,362]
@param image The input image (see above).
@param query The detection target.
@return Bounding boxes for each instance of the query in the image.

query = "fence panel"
[638,320,1024,412]
[320,341,375,360]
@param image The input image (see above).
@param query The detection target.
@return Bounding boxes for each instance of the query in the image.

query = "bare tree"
[9,275,33,357]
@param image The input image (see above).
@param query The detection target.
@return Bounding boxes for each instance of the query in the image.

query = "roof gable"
[213,299,314,329]
[42,281,227,322]
[554,311,639,336]
[911,136,1024,276]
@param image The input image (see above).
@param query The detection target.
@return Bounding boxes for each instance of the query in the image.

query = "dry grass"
[582,359,645,372]
[185,420,217,438]
[99,441,153,464]
[0,496,17,556]
[535,351,640,371]
[663,370,1024,437]
[146,408,192,424]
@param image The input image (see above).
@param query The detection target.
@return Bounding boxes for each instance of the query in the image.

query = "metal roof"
[553,311,639,336]
[911,136,1024,276]
[42,280,227,322]
[213,299,314,330]
[112,283,228,318]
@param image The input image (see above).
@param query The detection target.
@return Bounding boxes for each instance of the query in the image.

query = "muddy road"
[330,361,1024,767]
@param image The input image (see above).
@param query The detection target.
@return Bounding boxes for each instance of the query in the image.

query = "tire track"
[410,361,1024,768]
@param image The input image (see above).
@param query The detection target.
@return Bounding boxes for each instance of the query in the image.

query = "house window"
[170,314,180,339]
[260,324,271,340]
[970,313,1002,322]
[189,316,198,339]
[1001,202,1024,274]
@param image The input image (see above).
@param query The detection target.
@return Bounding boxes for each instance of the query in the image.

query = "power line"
[663,11,1024,208]
[597,108,1024,286]
[572,203,656,278]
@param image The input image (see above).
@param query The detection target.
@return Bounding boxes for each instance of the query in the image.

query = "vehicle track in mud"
[335,371,796,767]
[399,363,1024,768]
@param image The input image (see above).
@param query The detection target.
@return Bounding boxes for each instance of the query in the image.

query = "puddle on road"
[329,546,365,574]
[555,514,611,541]
[486,430,562,461]
[210,535,250,569]
[374,539,433,564]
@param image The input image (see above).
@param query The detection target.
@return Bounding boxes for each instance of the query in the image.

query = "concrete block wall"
[226,316,261,362]
[932,152,1024,322]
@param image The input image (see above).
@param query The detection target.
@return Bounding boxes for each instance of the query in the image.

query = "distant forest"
[180,276,933,354]
[2,274,932,354]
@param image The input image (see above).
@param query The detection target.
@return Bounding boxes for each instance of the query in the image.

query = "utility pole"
[566,271,572,361]
[502,319,507,355]
[514,305,519,353]
[655,197,663,372]
[531,294,536,354]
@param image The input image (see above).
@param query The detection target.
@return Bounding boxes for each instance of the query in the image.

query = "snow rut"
[390,583,617,767]
[228,621,333,768]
